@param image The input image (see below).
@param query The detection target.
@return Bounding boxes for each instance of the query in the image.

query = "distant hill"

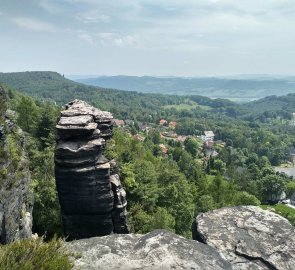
[73,75,295,102]
[1,71,294,120]
[0,71,190,120]
[241,93,295,114]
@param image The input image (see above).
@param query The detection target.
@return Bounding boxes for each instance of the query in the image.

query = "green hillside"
[0,71,186,121]
[1,72,295,241]
[1,71,295,121]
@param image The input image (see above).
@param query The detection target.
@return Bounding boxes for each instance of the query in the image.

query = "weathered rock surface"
[66,229,232,270]
[55,100,128,240]
[0,86,33,243]
[193,206,295,270]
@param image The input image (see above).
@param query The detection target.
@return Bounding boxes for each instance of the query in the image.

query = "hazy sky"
[0,0,295,76]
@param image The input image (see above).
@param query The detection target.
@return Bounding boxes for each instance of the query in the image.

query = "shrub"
[0,237,72,270]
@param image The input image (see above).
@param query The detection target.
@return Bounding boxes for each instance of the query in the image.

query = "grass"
[260,204,295,226]
[0,237,72,270]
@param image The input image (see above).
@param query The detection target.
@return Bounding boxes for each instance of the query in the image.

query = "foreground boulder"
[55,100,128,240]
[0,86,33,243]
[193,206,295,270]
[66,229,232,270]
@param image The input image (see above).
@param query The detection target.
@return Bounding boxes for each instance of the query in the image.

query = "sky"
[0,0,295,77]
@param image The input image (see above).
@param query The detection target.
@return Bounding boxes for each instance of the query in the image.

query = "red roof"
[159,144,167,155]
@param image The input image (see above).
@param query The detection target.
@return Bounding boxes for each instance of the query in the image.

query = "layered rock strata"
[193,206,295,270]
[0,86,33,243]
[55,100,128,240]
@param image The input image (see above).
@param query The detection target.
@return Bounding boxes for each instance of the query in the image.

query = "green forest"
[1,71,295,268]
[1,71,295,240]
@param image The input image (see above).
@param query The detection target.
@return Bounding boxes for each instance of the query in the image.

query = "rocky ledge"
[66,229,232,270]
[193,206,295,270]
[66,206,294,270]
[55,100,128,240]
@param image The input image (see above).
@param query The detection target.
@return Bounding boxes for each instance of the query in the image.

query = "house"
[169,121,177,129]
[162,131,177,138]
[133,134,145,142]
[139,123,152,133]
[159,119,167,126]
[204,131,215,141]
[113,119,125,127]
[177,135,187,143]
[201,131,215,143]
[159,144,167,156]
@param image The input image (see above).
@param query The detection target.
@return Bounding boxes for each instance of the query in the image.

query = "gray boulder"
[193,206,295,270]
[66,229,232,270]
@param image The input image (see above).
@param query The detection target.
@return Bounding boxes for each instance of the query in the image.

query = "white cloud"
[96,32,138,47]
[39,1,62,15]
[77,32,94,44]
[10,17,57,32]
[113,35,137,47]
[2,0,295,75]
[77,11,110,23]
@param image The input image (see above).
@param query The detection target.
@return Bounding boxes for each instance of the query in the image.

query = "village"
[113,117,224,164]
[114,117,295,208]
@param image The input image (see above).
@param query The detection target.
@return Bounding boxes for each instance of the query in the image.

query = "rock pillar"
[55,100,128,240]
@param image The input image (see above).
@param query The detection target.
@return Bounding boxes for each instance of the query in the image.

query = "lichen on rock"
[193,206,295,270]
[66,229,232,270]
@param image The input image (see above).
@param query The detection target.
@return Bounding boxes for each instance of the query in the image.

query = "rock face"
[0,86,33,243]
[193,206,295,270]
[66,229,232,270]
[55,100,128,240]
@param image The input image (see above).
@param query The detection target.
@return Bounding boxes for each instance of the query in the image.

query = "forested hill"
[0,71,187,120]
[74,75,295,101]
[0,71,236,120]
[1,71,295,119]
[242,94,295,114]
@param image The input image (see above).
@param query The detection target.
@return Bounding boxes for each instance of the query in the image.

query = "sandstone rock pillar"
[55,100,128,240]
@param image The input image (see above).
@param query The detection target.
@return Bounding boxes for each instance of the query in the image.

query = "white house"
[204,131,215,141]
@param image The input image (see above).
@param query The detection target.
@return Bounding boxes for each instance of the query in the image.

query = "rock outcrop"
[0,86,33,243]
[64,205,295,269]
[66,229,232,270]
[192,206,295,270]
[55,100,128,240]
